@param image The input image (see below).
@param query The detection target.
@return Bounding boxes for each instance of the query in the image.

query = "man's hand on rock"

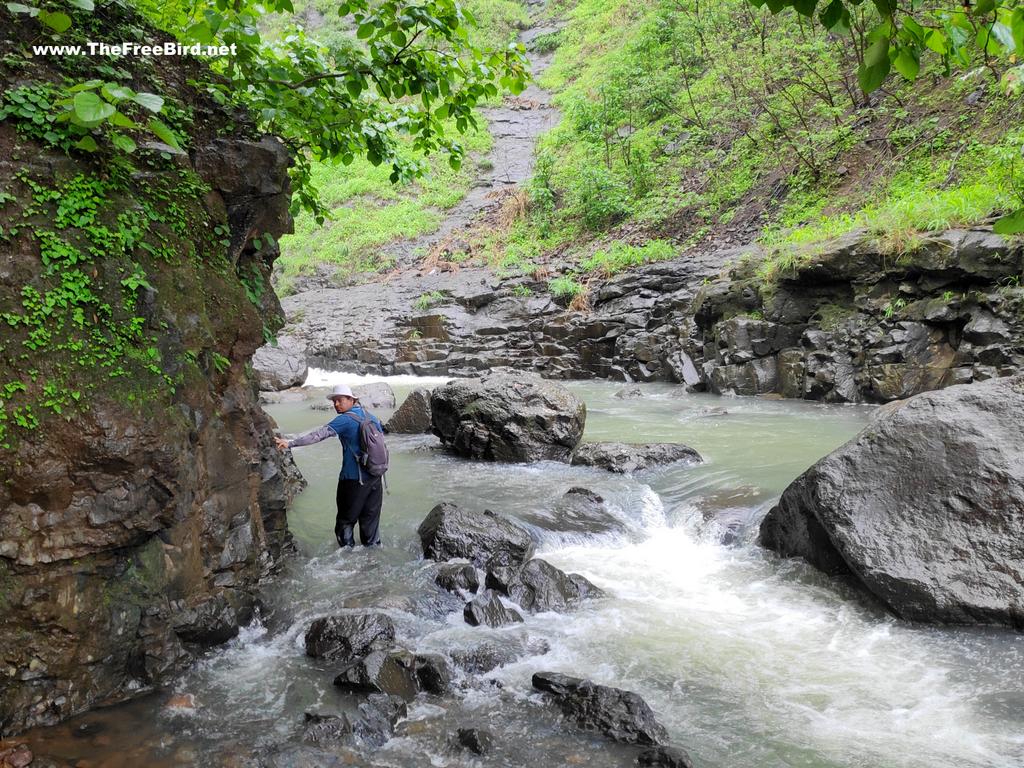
[274,436,290,451]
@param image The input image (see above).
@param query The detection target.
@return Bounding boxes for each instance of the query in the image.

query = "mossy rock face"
[0,7,301,737]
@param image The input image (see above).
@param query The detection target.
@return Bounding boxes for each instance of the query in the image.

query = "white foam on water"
[304,367,453,388]
[496,526,1024,768]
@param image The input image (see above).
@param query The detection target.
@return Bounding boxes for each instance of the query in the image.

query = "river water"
[27,375,1024,767]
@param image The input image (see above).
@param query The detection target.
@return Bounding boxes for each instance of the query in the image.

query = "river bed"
[25,376,1024,767]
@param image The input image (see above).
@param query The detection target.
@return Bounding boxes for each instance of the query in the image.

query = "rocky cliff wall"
[0,10,302,735]
[280,229,1023,403]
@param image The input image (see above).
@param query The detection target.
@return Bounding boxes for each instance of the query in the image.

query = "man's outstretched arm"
[274,425,337,451]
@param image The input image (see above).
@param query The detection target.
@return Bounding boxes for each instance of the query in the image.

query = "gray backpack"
[345,410,389,479]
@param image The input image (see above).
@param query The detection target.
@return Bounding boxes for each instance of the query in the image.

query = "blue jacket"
[328,406,382,480]
[286,405,383,481]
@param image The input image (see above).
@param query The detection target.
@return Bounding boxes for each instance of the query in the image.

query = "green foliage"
[580,239,676,276]
[511,283,533,297]
[548,275,584,299]
[413,290,445,310]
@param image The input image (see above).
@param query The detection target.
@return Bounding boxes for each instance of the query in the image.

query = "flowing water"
[26,375,1024,768]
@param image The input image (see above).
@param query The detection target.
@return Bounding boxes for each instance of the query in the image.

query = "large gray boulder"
[571,442,701,474]
[760,374,1024,627]
[384,387,433,433]
[418,502,535,568]
[253,335,308,390]
[430,371,586,462]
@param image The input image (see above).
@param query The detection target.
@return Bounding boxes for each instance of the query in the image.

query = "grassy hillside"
[474,0,1024,293]
[273,0,528,293]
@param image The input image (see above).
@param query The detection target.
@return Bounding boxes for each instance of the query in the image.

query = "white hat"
[326,384,358,400]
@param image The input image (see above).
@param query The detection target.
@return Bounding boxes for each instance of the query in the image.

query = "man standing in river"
[274,384,385,548]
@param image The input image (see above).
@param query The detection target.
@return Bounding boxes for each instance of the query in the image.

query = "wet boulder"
[456,728,494,755]
[304,612,395,661]
[486,559,604,613]
[519,488,626,535]
[463,590,524,628]
[532,672,669,745]
[333,650,419,701]
[353,693,408,748]
[571,442,701,474]
[637,746,695,768]
[419,502,535,568]
[353,381,397,409]
[413,653,451,695]
[430,371,586,462]
[384,387,433,433]
[760,374,1024,627]
[253,335,308,391]
[433,562,481,593]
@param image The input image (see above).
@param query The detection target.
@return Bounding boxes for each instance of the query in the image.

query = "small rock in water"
[164,693,197,711]
[333,650,419,701]
[571,442,701,474]
[520,487,626,535]
[384,387,433,433]
[450,638,550,674]
[637,745,695,768]
[433,562,480,594]
[456,728,494,755]
[464,590,524,628]
[614,387,644,399]
[532,671,668,746]
[414,653,451,695]
[353,694,408,748]
[304,612,395,661]
[486,559,603,613]
[303,712,353,746]
[0,744,33,768]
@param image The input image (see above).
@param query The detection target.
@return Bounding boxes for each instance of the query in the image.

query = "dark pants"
[335,476,383,547]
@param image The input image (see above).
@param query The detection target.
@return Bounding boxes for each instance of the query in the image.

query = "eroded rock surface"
[304,613,395,661]
[253,334,308,390]
[760,374,1024,627]
[384,387,433,433]
[463,590,524,628]
[532,672,669,746]
[430,371,585,462]
[485,559,604,613]
[418,503,535,569]
[571,442,701,474]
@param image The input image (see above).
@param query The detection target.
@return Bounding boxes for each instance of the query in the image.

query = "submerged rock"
[533,672,669,746]
[353,694,408,748]
[332,650,419,700]
[304,613,395,661]
[486,559,604,613]
[760,374,1024,627]
[520,487,626,534]
[450,638,550,674]
[571,442,701,474]
[303,712,352,746]
[456,727,494,755]
[418,502,535,568]
[430,371,586,462]
[463,590,524,628]
[384,387,434,433]
[637,745,695,768]
[253,335,308,391]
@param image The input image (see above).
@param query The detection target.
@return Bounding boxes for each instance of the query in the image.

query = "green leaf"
[109,111,138,128]
[1012,9,1024,56]
[111,133,137,153]
[148,118,181,150]
[66,0,94,9]
[39,10,72,32]
[973,0,996,16]
[101,83,134,102]
[858,58,890,93]
[993,208,1024,235]
[819,0,843,29]
[73,135,98,152]
[391,29,407,46]
[356,22,375,39]
[72,92,115,123]
[6,2,40,16]
[893,47,920,80]
[924,29,949,55]
[764,0,787,13]
[133,92,164,113]
[871,0,896,17]
[864,35,890,68]
[792,0,817,17]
